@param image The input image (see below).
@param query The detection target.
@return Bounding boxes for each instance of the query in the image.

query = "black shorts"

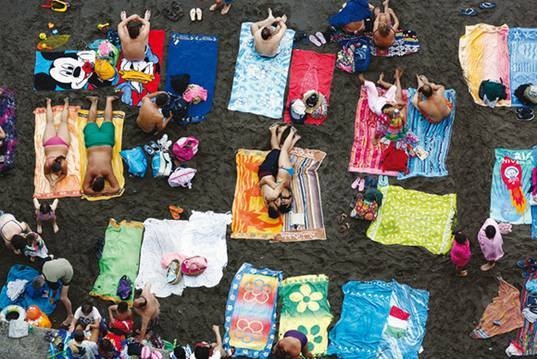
[258,149,280,179]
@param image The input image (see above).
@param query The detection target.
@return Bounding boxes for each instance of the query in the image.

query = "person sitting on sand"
[118,10,151,62]
[43,97,70,189]
[0,211,31,251]
[41,257,74,326]
[209,0,232,15]
[372,0,399,49]
[69,300,102,342]
[251,9,288,58]
[192,325,230,359]
[132,283,160,342]
[82,96,121,197]
[68,329,99,359]
[273,329,314,359]
[136,91,173,134]
[412,75,453,124]
[33,198,59,234]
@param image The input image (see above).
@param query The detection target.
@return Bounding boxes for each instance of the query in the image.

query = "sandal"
[196,8,203,21]
[189,8,196,21]
[337,212,348,225]
[221,4,231,15]
[339,222,351,233]
[479,2,496,9]
[308,34,322,47]
[315,32,327,45]
[459,8,478,16]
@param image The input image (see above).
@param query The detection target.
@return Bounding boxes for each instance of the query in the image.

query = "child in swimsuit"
[33,198,59,234]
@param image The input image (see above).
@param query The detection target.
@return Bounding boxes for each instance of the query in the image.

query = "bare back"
[137,99,164,133]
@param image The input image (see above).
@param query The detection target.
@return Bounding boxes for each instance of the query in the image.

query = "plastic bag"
[120,146,147,177]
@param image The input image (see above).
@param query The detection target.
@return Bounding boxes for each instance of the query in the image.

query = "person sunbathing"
[43,97,70,189]
[274,127,300,214]
[372,0,399,49]
[358,68,406,117]
[82,96,121,197]
[133,283,160,342]
[412,75,452,123]
[251,8,288,58]
[259,124,287,218]
[118,10,151,62]
[136,91,173,134]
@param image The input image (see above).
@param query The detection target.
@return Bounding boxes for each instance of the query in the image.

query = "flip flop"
[459,8,478,16]
[337,212,348,225]
[209,2,222,11]
[351,176,362,190]
[308,34,322,47]
[315,31,327,45]
[189,8,196,21]
[339,222,351,233]
[221,4,231,15]
[479,2,496,9]
[196,8,203,21]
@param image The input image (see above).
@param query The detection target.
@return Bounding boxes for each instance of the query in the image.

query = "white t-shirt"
[74,306,102,326]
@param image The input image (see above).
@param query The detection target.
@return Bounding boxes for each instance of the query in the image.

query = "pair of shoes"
[309,32,327,47]
[163,1,184,21]
[351,176,364,191]
[209,2,231,15]
[516,107,534,121]
[459,8,478,16]
[190,8,202,21]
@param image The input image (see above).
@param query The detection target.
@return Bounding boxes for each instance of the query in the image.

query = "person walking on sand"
[372,0,399,49]
[82,96,121,197]
[412,75,453,124]
[450,230,471,277]
[251,9,288,58]
[209,0,232,15]
[477,218,510,271]
[118,10,151,62]
[43,97,70,190]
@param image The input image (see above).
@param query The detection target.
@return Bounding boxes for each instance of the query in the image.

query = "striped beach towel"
[223,263,282,359]
[399,88,456,179]
[278,275,333,356]
[509,272,537,356]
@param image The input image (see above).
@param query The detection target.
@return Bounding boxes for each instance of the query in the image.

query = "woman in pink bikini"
[43,97,70,188]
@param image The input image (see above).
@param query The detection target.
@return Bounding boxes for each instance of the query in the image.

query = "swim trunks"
[258,149,280,179]
[84,122,115,148]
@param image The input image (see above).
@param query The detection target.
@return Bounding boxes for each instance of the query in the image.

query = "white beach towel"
[135,211,231,297]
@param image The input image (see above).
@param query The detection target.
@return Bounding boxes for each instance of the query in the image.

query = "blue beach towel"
[0,265,60,315]
[327,280,429,359]
[228,23,295,119]
[165,33,219,124]
[329,0,372,27]
[490,148,533,224]
[399,88,456,179]
[508,28,537,107]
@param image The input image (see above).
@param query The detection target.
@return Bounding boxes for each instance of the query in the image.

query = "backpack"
[181,256,208,276]
[172,136,199,162]
[116,275,133,301]
[478,79,507,102]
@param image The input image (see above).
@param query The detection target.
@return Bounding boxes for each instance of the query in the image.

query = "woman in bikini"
[0,211,31,252]
[275,127,300,214]
[372,0,399,49]
[412,75,453,124]
[43,97,70,188]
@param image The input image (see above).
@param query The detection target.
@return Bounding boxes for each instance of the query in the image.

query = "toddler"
[450,230,471,277]
[34,198,59,234]
[477,218,510,271]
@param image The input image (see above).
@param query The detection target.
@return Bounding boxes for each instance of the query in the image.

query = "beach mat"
[508,28,537,107]
[0,88,16,174]
[490,148,533,224]
[228,22,295,119]
[280,148,327,242]
[278,275,333,356]
[470,278,523,339]
[0,265,60,315]
[33,105,82,199]
[135,212,231,298]
[90,219,144,303]
[327,280,429,359]
[283,49,336,125]
[165,33,218,124]
[367,186,457,255]
[115,30,165,106]
[399,88,456,179]
[77,109,125,201]
[508,271,537,356]
[370,29,420,57]
[459,24,511,106]
[347,87,402,176]
[223,263,282,359]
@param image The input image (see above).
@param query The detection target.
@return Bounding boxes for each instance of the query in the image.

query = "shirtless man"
[82,96,121,197]
[118,10,151,62]
[372,0,399,49]
[136,91,173,133]
[251,9,288,58]
[133,284,160,342]
[412,75,453,123]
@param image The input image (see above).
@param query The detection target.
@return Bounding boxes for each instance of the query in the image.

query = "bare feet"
[64,97,69,106]
[394,67,403,79]
[53,223,59,233]
[106,95,119,102]
[221,4,231,15]
[36,224,43,234]
[62,316,73,327]
[268,8,273,18]
[46,97,52,105]
[358,73,366,84]
[210,2,222,11]
[377,72,385,85]
[457,270,468,277]
[480,262,496,271]
[86,96,99,103]
[144,9,151,20]
[281,14,287,23]
[120,11,126,20]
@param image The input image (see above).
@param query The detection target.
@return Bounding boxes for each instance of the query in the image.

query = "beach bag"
[120,146,147,177]
[350,193,379,221]
[181,256,208,276]
[336,40,371,73]
[168,166,197,189]
[478,79,507,102]
[116,275,133,301]
[172,136,199,162]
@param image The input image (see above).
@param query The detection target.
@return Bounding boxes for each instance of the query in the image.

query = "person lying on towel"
[412,75,452,124]
[258,124,300,218]
[372,0,400,49]
[251,8,288,58]
[118,10,151,62]
[82,96,121,197]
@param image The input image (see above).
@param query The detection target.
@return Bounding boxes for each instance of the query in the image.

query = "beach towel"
[459,24,511,106]
[327,280,429,359]
[33,105,82,199]
[0,265,60,315]
[508,28,537,107]
[490,148,533,224]
[470,278,523,339]
[370,29,420,57]
[280,148,327,242]
[223,263,282,359]
[508,272,537,356]
[90,219,144,303]
[283,49,336,125]
[532,206,537,239]
[77,109,125,201]
[348,87,403,176]
[165,33,218,124]
[115,30,165,106]
[228,22,295,119]
[34,50,117,91]
[399,88,456,179]
[367,186,457,255]
[0,88,16,174]
[278,275,332,356]
[135,212,231,297]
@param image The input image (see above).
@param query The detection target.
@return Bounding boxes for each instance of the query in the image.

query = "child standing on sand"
[477,218,510,271]
[450,230,471,277]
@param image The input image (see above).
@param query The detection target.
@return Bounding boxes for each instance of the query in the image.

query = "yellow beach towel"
[77,110,125,201]
[34,106,82,199]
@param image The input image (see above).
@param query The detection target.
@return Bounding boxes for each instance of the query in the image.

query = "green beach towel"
[367,186,456,255]
[278,275,333,356]
[90,219,144,303]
